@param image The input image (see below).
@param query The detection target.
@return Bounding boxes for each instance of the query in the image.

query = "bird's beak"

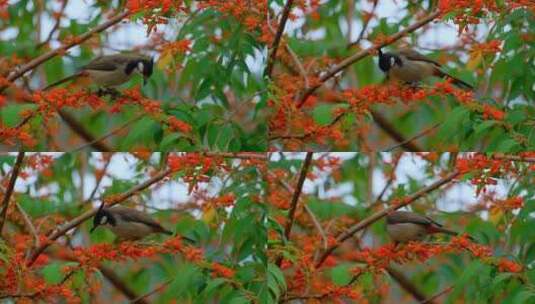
[90,225,97,233]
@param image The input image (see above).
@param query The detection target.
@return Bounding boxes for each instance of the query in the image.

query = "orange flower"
[167,116,192,133]
[211,262,235,278]
[497,258,522,273]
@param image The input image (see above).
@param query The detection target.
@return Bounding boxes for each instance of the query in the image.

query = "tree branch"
[203,152,267,160]
[58,109,112,152]
[99,265,149,304]
[387,266,431,303]
[26,169,172,266]
[265,0,295,77]
[371,110,423,152]
[297,11,441,108]
[275,152,313,267]
[283,152,313,241]
[420,285,454,303]
[384,121,441,152]
[1,11,130,92]
[314,170,460,268]
[0,152,25,234]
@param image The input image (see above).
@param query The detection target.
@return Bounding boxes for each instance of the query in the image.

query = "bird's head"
[378,48,402,72]
[125,55,154,85]
[90,203,115,233]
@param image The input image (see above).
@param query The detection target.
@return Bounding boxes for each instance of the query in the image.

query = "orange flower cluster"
[497,258,523,273]
[211,262,235,278]
[0,239,78,302]
[438,0,499,34]
[167,116,192,133]
[456,154,516,195]
[0,125,37,148]
[159,39,192,56]
[197,0,270,43]
[471,40,502,55]
[209,193,236,208]
[72,236,201,268]
[482,104,505,120]
[345,236,492,271]
[489,196,524,212]
[167,153,229,193]
[127,0,187,35]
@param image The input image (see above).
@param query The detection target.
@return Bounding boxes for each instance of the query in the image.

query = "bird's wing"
[112,206,168,232]
[398,49,442,67]
[386,211,436,225]
[82,55,128,71]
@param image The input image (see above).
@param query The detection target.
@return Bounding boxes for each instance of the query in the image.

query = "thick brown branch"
[26,169,172,266]
[0,152,25,234]
[58,109,112,152]
[265,0,295,77]
[387,266,431,303]
[99,265,149,304]
[314,170,460,268]
[283,152,313,240]
[297,11,440,108]
[371,110,423,152]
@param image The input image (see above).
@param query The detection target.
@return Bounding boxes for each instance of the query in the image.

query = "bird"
[386,210,469,243]
[377,48,473,90]
[43,53,154,90]
[90,204,192,242]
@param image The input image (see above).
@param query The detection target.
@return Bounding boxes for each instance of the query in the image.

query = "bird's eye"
[390,57,396,66]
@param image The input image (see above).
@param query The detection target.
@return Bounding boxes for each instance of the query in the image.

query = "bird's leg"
[405,81,421,90]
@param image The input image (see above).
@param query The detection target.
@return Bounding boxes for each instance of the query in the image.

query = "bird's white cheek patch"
[390,57,396,66]
[137,62,144,73]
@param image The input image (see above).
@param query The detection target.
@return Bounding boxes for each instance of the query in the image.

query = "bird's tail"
[160,229,196,243]
[435,70,474,90]
[428,225,476,241]
[42,72,84,91]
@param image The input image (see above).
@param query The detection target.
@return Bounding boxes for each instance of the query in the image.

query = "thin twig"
[203,152,267,160]
[314,170,460,268]
[16,202,40,253]
[130,279,172,303]
[57,109,112,152]
[371,110,423,152]
[346,0,379,49]
[297,11,441,108]
[384,122,441,152]
[84,154,113,204]
[420,285,454,303]
[265,0,295,77]
[268,171,328,249]
[0,152,25,234]
[491,154,535,163]
[36,0,68,49]
[26,169,172,266]
[1,11,130,92]
[69,114,144,152]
